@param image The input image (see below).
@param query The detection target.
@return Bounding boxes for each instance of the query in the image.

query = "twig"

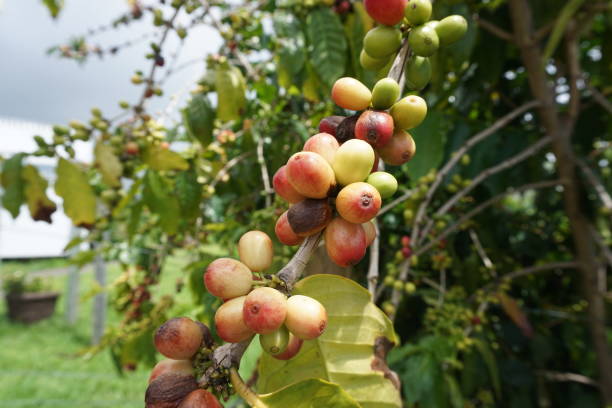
[575,157,612,212]
[210,151,253,190]
[587,85,612,115]
[480,260,578,294]
[277,233,323,293]
[469,229,496,275]
[202,2,258,80]
[589,224,612,271]
[387,39,410,83]
[564,21,581,129]
[379,188,415,216]
[367,219,380,295]
[475,16,514,42]
[415,180,562,258]
[256,131,273,207]
[419,135,552,242]
[537,370,599,387]
[437,268,446,305]
[134,7,183,113]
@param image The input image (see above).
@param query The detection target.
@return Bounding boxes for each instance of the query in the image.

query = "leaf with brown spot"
[22,165,57,223]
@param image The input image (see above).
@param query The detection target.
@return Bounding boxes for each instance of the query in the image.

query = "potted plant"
[3,271,59,324]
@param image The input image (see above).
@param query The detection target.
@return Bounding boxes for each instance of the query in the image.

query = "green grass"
[0,256,192,408]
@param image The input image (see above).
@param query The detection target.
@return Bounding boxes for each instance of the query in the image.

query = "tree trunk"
[507,0,612,404]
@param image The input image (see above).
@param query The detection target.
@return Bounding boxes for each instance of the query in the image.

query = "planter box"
[5,292,59,324]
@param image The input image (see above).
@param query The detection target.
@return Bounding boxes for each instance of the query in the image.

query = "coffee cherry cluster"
[272,74,424,267]
[204,231,328,359]
[361,0,467,91]
[146,317,224,408]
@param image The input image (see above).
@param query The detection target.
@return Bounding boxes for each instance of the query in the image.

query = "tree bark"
[507,0,612,405]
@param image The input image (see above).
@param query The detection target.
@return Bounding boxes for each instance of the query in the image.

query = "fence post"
[64,227,81,325]
[92,246,107,345]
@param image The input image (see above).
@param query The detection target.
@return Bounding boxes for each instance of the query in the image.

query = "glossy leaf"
[215,62,247,122]
[183,94,215,147]
[1,153,25,218]
[307,8,347,89]
[94,142,122,187]
[21,164,57,223]
[143,146,189,172]
[55,158,96,228]
[143,171,180,235]
[175,170,202,220]
[260,379,361,408]
[258,274,401,408]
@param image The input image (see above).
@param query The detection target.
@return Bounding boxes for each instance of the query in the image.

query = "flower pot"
[5,291,59,324]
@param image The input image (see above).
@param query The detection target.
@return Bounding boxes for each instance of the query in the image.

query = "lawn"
[0,256,191,408]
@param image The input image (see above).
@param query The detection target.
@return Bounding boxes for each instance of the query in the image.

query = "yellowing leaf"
[260,378,360,408]
[1,153,25,218]
[55,158,96,228]
[22,165,57,223]
[143,146,189,171]
[497,292,534,338]
[258,275,402,408]
[94,142,122,187]
[215,62,247,122]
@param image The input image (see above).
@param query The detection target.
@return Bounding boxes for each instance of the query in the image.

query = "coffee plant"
[2,0,611,407]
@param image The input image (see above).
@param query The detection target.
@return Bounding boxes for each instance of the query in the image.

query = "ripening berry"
[243,287,288,334]
[331,77,372,111]
[355,110,394,148]
[383,276,395,286]
[286,152,336,199]
[272,333,303,360]
[405,282,416,294]
[333,139,375,186]
[377,130,416,166]
[204,258,253,300]
[318,115,345,137]
[149,359,193,384]
[393,280,404,290]
[273,165,306,204]
[390,95,428,130]
[178,389,223,408]
[275,211,304,246]
[285,295,328,340]
[362,220,377,246]
[215,296,254,343]
[364,0,407,27]
[154,317,203,360]
[238,230,273,272]
[336,182,382,224]
[303,133,339,165]
[324,217,367,267]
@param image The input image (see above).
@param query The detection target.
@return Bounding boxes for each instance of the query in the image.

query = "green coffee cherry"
[404,56,431,91]
[435,15,468,46]
[404,0,432,26]
[393,280,404,291]
[259,326,290,355]
[371,78,400,110]
[363,26,402,58]
[367,171,398,199]
[404,282,416,294]
[408,25,439,57]
[360,49,390,71]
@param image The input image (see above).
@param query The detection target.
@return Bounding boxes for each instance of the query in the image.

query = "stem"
[230,367,268,408]
[367,219,380,295]
[277,233,323,293]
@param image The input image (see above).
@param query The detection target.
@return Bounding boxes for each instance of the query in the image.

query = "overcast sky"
[0,0,221,125]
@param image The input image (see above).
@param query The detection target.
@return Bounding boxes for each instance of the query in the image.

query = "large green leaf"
[1,153,25,218]
[94,142,122,187]
[307,8,347,89]
[258,275,401,408]
[404,111,448,181]
[175,170,202,220]
[143,146,189,171]
[42,0,63,18]
[472,339,501,398]
[215,62,247,122]
[21,165,57,223]
[143,171,180,234]
[260,379,361,408]
[55,158,96,228]
[183,94,215,147]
